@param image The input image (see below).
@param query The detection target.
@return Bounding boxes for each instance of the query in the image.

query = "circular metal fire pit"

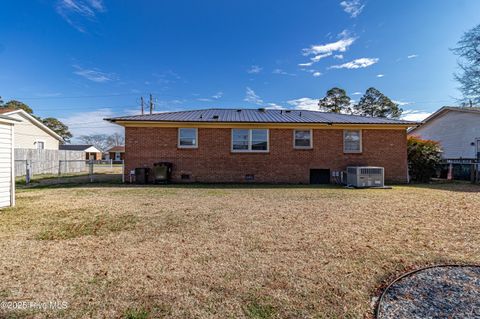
[377,265,480,319]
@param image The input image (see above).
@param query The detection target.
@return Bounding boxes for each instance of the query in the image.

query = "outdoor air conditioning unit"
[346,166,384,188]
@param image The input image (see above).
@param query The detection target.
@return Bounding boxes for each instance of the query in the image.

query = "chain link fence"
[15,159,124,186]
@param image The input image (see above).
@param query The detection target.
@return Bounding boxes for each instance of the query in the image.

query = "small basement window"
[178,128,198,148]
[294,129,312,149]
[343,130,362,153]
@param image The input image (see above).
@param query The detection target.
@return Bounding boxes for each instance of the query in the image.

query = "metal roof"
[105,108,418,125]
[59,144,95,151]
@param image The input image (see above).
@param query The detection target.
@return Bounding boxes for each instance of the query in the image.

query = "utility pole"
[149,94,154,114]
[141,96,144,115]
[470,99,473,108]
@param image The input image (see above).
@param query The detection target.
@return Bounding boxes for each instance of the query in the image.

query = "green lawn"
[0,183,479,318]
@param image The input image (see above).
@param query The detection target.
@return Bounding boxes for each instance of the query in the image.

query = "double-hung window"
[232,129,269,152]
[343,129,362,153]
[178,128,198,148]
[294,129,312,149]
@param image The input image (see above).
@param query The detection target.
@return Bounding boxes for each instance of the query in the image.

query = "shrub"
[407,136,442,182]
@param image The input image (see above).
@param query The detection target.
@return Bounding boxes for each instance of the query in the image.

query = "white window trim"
[343,129,362,153]
[293,129,313,149]
[178,128,198,149]
[231,129,269,153]
[34,139,46,150]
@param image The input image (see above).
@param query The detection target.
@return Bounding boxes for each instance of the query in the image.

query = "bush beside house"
[407,136,442,182]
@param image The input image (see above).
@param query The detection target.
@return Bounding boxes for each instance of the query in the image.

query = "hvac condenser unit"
[346,166,384,188]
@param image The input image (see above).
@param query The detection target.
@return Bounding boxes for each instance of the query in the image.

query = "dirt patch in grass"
[0,183,479,318]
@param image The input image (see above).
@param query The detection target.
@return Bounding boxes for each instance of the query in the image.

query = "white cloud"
[197,91,223,102]
[352,92,362,95]
[287,98,319,111]
[340,0,365,18]
[334,54,344,59]
[298,62,313,67]
[311,52,332,62]
[303,37,356,56]
[247,65,262,74]
[244,87,263,105]
[312,72,322,77]
[73,65,115,82]
[376,74,385,78]
[392,100,412,106]
[272,69,296,76]
[55,0,105,32]
[407,54,419,59]
[330,57,379,69]
[212,91,223,99]
[401,110,432,122]
[61,108,123,139]
[265,103,284,110]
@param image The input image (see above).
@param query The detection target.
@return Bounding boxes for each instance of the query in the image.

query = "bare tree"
[78,133,124,152]
[453,23,480,104]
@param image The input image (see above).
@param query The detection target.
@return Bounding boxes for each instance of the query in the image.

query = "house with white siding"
[0,115,19,208]
[0,109,63,150]
[408,106,480,159]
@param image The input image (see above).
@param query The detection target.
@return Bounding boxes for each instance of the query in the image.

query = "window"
[343,130,362,153]
[36,141,45,150]
[294,129,312,149]
[178,128,198,148]
[232,129,269,152]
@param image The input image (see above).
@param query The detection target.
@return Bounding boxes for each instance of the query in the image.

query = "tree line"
[317,87,402,118]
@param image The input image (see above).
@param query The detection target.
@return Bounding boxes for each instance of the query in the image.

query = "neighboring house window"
[294,129,312,149]
[178,128,198,148]
[36,141,45,150]
[232,129,269,152]
[343,130,362,153]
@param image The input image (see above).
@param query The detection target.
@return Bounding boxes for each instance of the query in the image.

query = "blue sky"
[1,0,479,140]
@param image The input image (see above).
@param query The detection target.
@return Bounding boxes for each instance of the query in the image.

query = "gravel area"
[377,266,480,319]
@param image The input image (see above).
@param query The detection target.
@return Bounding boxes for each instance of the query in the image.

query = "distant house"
[105,145,125,161]
[0,109,63,150]
[106,108,417,184]
[408,106,480,159]
[59,144,102,160]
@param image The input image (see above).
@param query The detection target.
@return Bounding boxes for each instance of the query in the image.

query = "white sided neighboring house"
[408,106,480,159]
[0,108,63,150]
[0,115,19,208]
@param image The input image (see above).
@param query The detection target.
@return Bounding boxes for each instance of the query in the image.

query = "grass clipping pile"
[377,265,480,318]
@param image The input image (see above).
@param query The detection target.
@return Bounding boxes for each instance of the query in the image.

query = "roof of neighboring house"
[59,144,102,153]
[105,108,418,126]
[0,108,64,141]
[409,106,480,133]
[107,146,125,152]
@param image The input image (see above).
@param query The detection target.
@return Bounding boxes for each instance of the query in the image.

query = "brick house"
[106,145,125,161]
[106,108,417,184]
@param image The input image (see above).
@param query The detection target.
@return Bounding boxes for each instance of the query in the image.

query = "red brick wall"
[125,127,408,183]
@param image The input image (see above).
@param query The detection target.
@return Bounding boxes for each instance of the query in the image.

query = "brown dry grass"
[0,183,479,318]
